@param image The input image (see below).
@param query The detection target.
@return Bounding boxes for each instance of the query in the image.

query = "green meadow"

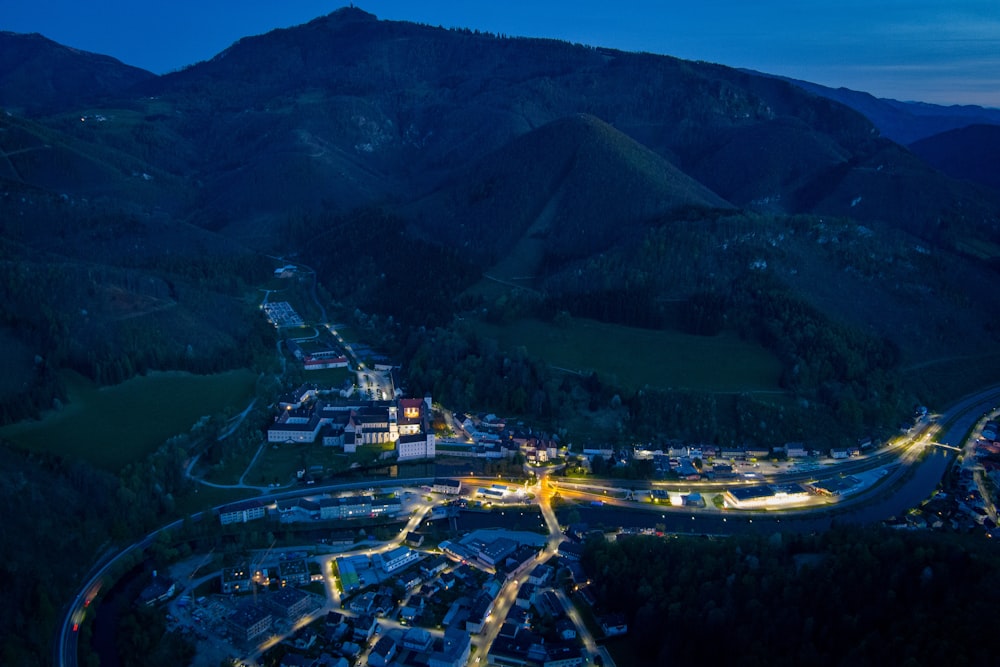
[0,368,257,471]
[474,317,784,393]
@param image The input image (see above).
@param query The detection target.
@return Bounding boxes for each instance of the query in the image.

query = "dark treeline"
[583,527,1000,666]
[0,414,235,665]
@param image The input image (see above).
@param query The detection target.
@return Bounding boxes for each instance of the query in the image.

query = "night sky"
[3,1,999,107]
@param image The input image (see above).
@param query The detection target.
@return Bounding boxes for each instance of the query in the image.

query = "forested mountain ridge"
[2,6,1000,425]
[0,31,154,116]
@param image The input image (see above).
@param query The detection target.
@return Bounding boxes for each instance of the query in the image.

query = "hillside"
[909,124,1000,193]
[0,7,999,424]
[0,31,154,116]
[401,113,732,267]
[758,72,1000,145]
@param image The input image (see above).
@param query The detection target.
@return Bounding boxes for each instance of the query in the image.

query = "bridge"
[923,442,962,452]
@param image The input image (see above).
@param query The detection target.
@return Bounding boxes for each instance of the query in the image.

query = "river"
[558,446,955,535]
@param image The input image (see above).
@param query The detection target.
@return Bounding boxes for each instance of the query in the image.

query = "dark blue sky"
[3,1,999,107]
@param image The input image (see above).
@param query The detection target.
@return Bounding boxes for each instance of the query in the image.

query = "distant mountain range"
[2,7,1000,420]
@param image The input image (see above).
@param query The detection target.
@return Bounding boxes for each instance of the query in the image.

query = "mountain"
[0,31,154,116]
[2,7,1000,422]
[909,124,1000,193]
[754,72,1000,145]
[401,113,732,266]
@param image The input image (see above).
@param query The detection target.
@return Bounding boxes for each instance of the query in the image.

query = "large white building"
[397,432,436,461]
[266,394,437,461]
[381,546,422,574]
[219,499,267,525]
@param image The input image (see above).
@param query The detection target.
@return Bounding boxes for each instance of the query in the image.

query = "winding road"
[57,384,1000,667]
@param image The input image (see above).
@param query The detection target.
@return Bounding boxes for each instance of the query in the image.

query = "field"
[473,317,784,393]
[0,368,257,471]
[238,440,396,487]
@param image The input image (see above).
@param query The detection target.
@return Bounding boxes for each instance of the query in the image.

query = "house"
[600,612,628,637]
[222,564,252,594]
[406,531,425,547]
[420,556,449,578]
[381,545,421,573]
[219,499,267,525]
[528,563,553,586]
[534,591,562,619]
[338,642,361,658]
[515,583,535,610]
[558,542,584,561]
[830,447,850,459]
[352,614,378,643]
[401,571,423,590]
[329,531,355,547]
[227,602,273,644]
[466,592,495,633]
[785,442,808,458]
[348,591,375,614]
[556,618,577,640]
[368,636,396,667]
[402,627,434,652]
[432,478,462,495]
[429,628,472,667]
[373,594,395,617]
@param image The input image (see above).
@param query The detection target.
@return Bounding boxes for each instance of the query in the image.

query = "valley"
[3,6,1000,667]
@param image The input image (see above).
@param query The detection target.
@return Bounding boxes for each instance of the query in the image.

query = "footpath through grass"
[474,317,784,393]
[0,368,256,471]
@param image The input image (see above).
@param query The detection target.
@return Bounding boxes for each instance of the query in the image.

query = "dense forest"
[582,527,1000,666]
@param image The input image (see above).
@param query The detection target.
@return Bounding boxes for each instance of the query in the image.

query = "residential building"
[279,559,310,587]
[401,627,434,652]
[381,545,421,574]
[352,614,378,643]
[227,603,273,644]
[429,628,471,667]
[219,499,267,525]
[466,592,495,633]
[267,408,323,444]
[349,591,375,614]
[432,478,462,494]
[266,587,312,621]
[397,432,436,460]
[600,612,628,637]
[222,564,252,594]
[368,636,396,667]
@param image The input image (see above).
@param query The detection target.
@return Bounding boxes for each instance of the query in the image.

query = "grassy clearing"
[201,443,261,486]
[243,441,395,486]
[473,317,784,393]
[0,369,256,471]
